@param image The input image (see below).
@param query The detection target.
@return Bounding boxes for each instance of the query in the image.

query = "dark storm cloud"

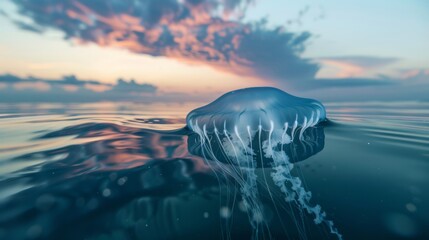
[9,0,323,87]
[0,74,158,102]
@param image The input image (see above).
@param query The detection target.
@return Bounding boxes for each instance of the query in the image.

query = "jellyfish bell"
[186,87,326,136]
[186,87,326,165]
[185,87,342,240]
[186,87,327,167]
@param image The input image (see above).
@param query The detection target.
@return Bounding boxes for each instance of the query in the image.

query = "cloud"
[1,70,427,103]
[309,77,395,88]
[396,68,429,82]
[304,83,429,102]
[0,74,160,102]
[12,20,43,33]
[320,56,398,69]
[317,56,398,78]
[113,78,157,93]
[0,9,8,17]
[302,69,429,102]
[14,81,51,91]
[9,0,324,88]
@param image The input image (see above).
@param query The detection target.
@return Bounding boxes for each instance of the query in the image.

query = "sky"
[0,0,428,102]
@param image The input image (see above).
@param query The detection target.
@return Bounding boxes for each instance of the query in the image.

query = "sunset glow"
[0,0,428,101]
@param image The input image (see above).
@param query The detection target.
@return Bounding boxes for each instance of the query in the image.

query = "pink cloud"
[14,82,51,91]
[62,84,79,92]
[84,83,112,92]
[319,59,364,78]
[318,56,398,78]
[11,0,317,88]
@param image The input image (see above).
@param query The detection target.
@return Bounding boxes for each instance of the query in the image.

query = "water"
[0,101,428,240]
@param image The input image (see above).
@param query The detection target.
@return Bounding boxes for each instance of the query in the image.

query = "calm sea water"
[0,101,428,240]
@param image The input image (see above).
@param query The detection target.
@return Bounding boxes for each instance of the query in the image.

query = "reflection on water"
[0,102,428,239]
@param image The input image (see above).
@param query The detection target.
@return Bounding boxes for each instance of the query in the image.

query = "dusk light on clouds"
[0,0,428,101]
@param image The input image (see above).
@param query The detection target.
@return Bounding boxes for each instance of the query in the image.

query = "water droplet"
[102,188,111,197]
[117,177,127,186]
[238,201,247,212]
[220,207,231,218]
[405,203,417,212]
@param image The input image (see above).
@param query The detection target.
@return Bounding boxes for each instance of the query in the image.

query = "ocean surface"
[0,101,428,240]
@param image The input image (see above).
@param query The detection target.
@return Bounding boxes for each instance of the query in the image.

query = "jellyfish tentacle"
[291,115,298,142]
[196,123,230,239]
[259,120,340,240]
[315,110,321,126]
[268,133,343,240]
[224,128,240,166]
[251,125,294,239]
[309,111,315,127]
[299,116,308,141]
[214,131,260,239]
[281,122,290,146]
[231,125,272,240]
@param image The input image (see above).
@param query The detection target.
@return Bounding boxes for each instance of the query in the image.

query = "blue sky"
[0,0,428,102]
[246,0,429,61]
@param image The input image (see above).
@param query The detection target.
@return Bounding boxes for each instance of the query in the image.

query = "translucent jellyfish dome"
[186,87,328,167]
[186,87,326,136]
[185,88,342,240]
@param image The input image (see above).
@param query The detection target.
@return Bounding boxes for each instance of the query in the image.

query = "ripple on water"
[0,102,428,239]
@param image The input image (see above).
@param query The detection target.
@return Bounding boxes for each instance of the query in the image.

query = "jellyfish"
[186,87,342,240]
